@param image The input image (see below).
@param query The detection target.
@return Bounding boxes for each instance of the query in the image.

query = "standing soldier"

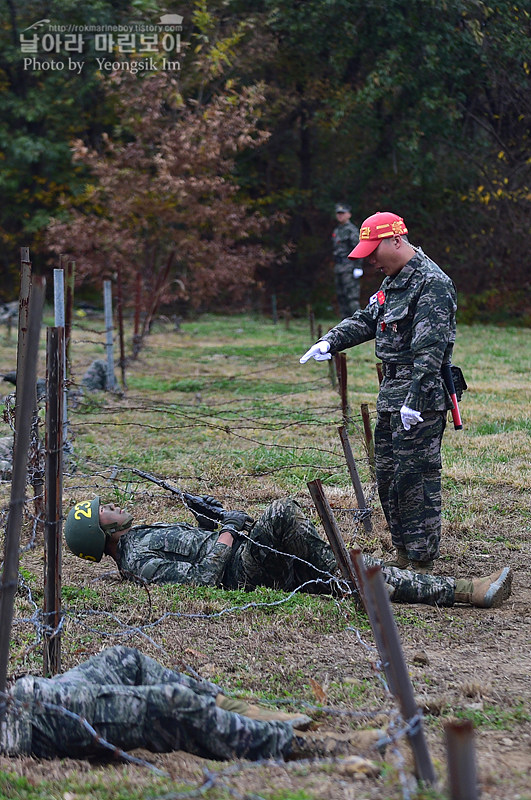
[332,203,364,317]
[301,211,457,574]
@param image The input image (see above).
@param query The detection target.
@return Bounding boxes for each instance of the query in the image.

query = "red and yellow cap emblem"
[349,212,408,259]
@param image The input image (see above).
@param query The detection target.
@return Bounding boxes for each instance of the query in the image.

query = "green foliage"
[62,584,100,604]
[0,771,178,800]
[0,0,529,319]
[454,701,531,730]
[0,0,124,296]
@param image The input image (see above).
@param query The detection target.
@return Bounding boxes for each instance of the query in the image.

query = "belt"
[381,362,414,379]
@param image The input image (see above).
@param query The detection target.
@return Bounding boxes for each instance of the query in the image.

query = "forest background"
[1,0,530,324]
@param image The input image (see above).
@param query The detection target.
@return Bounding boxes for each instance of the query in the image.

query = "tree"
[0,0,136,297]
[46,68,277,314]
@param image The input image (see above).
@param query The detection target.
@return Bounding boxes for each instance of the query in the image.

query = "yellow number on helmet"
[78,552,97,562]
[74,501,92,520]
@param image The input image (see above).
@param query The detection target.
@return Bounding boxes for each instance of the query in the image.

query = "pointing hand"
[299,341,331,364]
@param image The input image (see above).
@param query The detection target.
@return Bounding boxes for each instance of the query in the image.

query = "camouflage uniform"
[0,646,293,760]
[321,248,457,564]
[332,220,362,317]
[81,359,114,392]
[116,499,336,592]
[0,436,12,480]
[114,498,458,605]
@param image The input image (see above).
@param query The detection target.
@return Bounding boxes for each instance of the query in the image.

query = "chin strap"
[101,514,134,536]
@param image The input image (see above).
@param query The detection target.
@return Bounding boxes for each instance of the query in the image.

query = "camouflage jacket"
[332,221,359,265]
[321,248,457,412]
[115,523,233,585]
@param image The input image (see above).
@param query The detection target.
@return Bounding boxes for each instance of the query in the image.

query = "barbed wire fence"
[0,252,479,800]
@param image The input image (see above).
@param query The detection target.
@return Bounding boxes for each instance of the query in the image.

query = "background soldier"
[332,203,364,317]
[301,211,458,574]
[63,495,512,609]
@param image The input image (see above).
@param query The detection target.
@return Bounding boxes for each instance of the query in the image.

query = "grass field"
[0,312,530,800]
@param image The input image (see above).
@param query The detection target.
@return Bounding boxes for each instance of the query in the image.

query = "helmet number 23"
[74,501,93,520]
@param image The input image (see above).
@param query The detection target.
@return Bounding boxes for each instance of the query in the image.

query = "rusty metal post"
[43,326,64,676]
[271,294,278,325]
[335,352,350,423]
[338,426,372,532]
[284,307,291,329]
[365,565,436,786]
[116,262,127,389]
[0,278,45,703]
[103,280,117,391]
[349,548,389,673]
[445,720,478,800]
[307,479,359,598]
[133,271,142,358]
[308,304,315,341]
[14,248,32,443]
[16,250,44,532]
[65,260,75,376]
[360,403,376,479]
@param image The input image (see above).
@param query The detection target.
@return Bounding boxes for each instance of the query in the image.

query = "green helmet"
[64,497,106,562]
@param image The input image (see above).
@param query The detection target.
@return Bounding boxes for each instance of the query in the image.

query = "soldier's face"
[336,211,351,222]
[368,237,404,276]
[99,503,131,528]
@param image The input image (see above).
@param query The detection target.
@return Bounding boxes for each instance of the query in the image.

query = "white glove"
[352,267,364,279]
[400,405,424,431]
[299,341,331,364]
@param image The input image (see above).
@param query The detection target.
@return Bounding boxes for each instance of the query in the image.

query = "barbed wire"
[0,322,419,798]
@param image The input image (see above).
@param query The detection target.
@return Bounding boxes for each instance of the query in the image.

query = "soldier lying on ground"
[64,496,512,609]
[1,645,374,761]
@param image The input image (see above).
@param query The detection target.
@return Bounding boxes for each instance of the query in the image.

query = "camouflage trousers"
[13,646,293,760]
[225,499,456,606]
[364,556,456,606]
[334,262,361,318]
[226,499,338,593]
[374,410,446,563]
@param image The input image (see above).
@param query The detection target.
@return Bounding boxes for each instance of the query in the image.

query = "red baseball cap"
[348,211,408,259]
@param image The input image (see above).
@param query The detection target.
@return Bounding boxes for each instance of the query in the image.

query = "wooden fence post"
[364,565,437,786]
[271,294,278,325]
[335,352,350,423]
[306,478,436,789]
[308,304,315,341]
[0,278,45,702]
[307,479,359,598]
[445,720,478,800]
[360,403,376,478]
[133,271,142,358]
[43,327,64,676]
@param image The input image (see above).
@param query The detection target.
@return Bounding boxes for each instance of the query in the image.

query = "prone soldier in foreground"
[64,495,512,610]
[0,645,374,761]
